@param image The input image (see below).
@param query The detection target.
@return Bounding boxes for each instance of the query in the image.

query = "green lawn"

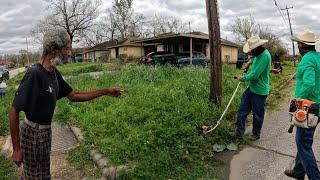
[54,62,296,179]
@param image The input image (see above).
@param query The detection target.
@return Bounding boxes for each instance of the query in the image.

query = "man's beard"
[51,56,67,66]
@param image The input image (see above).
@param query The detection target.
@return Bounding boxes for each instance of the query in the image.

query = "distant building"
[79,32,240,63]
[83,41,117,62]
[108,37,144,60]
[73,48,89,62]
[135,32,240,63]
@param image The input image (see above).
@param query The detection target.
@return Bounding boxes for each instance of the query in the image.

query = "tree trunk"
[206,0,222,105]
[70,35,75,63]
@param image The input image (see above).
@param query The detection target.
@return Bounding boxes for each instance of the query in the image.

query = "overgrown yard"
[56,61,128,75]
[54,62,296,179]
[0,61,296,179]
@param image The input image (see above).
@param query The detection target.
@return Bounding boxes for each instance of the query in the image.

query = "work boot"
[248,134,260,141]
[284,169,305,180]
[228,132,242,140]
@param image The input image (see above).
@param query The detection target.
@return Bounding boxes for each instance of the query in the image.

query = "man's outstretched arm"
[9,107,23,167]
[67,88,123,102]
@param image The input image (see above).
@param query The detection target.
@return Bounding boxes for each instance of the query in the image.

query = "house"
[83,41,117,62]
[135,32,240,63]
[82,32,240,63]
[73,48,89,62]
[108,37,144,60]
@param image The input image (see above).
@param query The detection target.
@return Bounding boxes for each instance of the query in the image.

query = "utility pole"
[281,6,296,66]
[206,0,222,105]
[189,21,193,65]
[26,37,30,66]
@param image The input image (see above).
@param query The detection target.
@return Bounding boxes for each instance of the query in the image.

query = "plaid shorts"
[20,121,52,180]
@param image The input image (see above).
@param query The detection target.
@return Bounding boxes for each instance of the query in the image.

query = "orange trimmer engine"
[288,99,319,133]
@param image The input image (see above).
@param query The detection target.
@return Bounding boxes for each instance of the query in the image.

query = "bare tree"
[129,13,145,37]
[112,0,134,40]
[146,14,187,36]
[231,15,260,43]
[259,27,287,61]
[33,0,101,51]
[78,24,106,47]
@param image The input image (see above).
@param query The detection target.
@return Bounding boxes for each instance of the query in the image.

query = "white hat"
[291,29,317,45]
[243,36,268,53]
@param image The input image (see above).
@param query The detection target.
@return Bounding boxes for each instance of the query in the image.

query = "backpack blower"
[288,98,319,133]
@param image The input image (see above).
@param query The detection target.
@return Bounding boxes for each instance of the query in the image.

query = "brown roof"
[107,37,143,48]
[135,32,240,48]
[73,48,90,54]
[85,40,118,53]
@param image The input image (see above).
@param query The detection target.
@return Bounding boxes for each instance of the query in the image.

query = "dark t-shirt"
[13,63,73,125]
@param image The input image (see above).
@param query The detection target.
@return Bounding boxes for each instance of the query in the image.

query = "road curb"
[69,125,128,179]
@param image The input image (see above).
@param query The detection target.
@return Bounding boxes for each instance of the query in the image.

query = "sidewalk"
[9,67,26,79]
[1,122,84,179]
[227,82,320,180]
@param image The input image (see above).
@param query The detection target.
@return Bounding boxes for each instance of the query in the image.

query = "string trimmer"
[198,77,242,135]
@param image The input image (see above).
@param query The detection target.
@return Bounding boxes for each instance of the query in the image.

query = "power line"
[281,5,296,66]
[273,0,291,30]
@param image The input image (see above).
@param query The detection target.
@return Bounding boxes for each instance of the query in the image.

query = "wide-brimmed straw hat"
[243,36,268,53]
[291,29,317,45]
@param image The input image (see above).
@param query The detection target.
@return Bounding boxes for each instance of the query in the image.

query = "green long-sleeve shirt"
[242,49,271,95]
[295,51,320,103]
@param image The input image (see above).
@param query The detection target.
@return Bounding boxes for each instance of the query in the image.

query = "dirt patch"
[0,136,6,148]
[51,153,84,180]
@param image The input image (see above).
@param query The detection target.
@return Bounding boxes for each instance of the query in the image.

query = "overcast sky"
[0,0,319,55]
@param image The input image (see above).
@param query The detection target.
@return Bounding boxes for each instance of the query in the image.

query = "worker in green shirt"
[231,36,271,141]
[284,29,320,180]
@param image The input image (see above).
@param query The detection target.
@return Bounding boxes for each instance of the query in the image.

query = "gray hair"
[42,28,70,57]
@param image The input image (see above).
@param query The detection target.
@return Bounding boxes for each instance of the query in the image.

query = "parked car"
[236,53,249,69]
[177,52,210,67]
[0,66,9,83]
[152,54,179,66]
[139,51,169,65]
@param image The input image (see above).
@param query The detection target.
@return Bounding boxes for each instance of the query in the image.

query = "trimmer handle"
[288,125,294,133]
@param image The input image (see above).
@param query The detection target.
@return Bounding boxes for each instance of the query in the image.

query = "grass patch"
[6,72,25,87]
[57,62,106,75]
[55,63,296,179]
[0,89,15,135]
[54,64,248,179]
[267,61,296,110]
[0,155,18,180]
[68,146,102,178]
